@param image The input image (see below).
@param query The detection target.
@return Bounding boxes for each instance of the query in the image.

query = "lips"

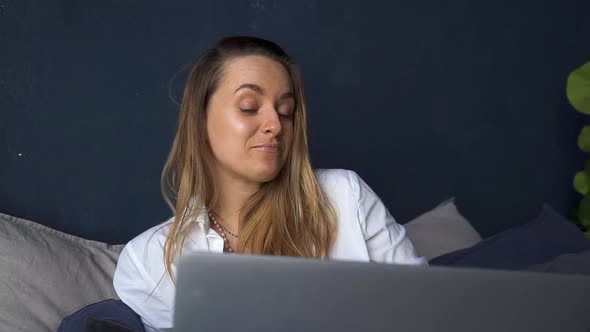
[252,143,280,152]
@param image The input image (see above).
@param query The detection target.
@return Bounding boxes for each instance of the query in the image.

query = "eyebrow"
[234,83,294,100]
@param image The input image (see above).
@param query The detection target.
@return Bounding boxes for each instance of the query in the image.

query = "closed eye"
[240,109,258,114]
[279,112,293,119]
[278,106,294,119]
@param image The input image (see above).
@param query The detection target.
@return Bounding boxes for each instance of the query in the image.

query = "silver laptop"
[173,252,590,332]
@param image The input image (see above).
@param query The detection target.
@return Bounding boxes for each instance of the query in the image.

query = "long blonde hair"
[161,36,337,281]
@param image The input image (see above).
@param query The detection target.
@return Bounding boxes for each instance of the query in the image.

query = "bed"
[1,197,589,331]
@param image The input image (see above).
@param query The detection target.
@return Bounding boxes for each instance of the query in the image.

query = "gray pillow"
[0,212,124,332]
[404,197,482,260]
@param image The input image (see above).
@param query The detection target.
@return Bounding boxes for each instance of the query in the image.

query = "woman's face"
[205,55,295,187]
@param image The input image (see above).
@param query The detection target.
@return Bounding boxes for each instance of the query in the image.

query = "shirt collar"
[192,207,211,233]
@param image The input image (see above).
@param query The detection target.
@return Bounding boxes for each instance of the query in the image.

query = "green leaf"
[578,126,590,153]
[567,61,590,115]
[577,195,590,224]
[585,230,590,238]
[573,171,590,194]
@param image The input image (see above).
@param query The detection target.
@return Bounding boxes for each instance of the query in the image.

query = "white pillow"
[0,212,124,332]
[404,197,482,260]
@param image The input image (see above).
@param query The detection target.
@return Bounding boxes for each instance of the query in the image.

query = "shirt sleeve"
[347,170,428,266]
[113,240,173,332]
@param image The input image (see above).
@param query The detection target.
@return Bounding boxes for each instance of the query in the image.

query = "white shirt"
[113,169,427,331]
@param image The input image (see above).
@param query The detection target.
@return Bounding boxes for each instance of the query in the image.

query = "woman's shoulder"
[314,168,364,195]
[113,217,177,329]
[313,169,366,213]
[314,168,360,186]
[115,217,175,290]
[126,217,174,251]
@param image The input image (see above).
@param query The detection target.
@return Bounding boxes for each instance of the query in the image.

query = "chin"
[253,171,280,183]
[252,165,283,183]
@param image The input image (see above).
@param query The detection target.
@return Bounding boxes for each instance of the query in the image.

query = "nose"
[261,109,283,137]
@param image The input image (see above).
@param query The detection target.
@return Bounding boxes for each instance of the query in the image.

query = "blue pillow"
[429,204,590,270]
[57,299,145,332]
[527,250,590,275]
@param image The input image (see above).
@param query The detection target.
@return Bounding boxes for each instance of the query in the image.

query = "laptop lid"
[174,253,590,332]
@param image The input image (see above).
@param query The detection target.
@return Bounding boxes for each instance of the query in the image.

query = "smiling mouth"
[253,144,281,152]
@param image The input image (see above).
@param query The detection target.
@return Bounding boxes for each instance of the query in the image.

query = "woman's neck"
[211,171,260,232]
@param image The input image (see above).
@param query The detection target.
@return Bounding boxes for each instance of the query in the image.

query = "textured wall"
[1,0,589,243]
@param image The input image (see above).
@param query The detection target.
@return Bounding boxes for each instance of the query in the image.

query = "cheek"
[280,123,295,156]
[208,113,256,151]
[284,122,295,143]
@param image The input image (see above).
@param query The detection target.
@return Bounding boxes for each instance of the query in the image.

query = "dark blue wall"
[1,0,589,243]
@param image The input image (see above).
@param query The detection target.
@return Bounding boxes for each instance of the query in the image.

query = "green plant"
[566,60,590,237]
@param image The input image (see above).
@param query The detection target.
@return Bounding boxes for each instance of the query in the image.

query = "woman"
[113,36,426,331]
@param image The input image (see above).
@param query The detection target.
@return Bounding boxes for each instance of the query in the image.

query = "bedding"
[57,299,143,332]
[1,200,588,332]
[403,197,482,260]
[527,250,590,275]
[0,213,123,332]
[429,205,590,269]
